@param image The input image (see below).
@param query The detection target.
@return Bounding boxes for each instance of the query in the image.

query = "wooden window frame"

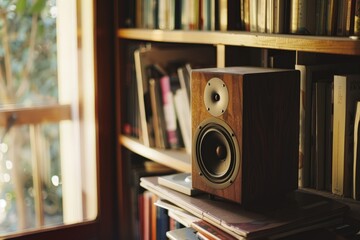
[3,0,118,239]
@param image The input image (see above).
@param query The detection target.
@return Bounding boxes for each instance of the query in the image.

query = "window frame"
[2,0,118,239]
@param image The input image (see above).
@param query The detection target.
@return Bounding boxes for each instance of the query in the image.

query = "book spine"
[290,0,316,34]
[354,0,360,35]
[244,0,250,31]
[134,49,151,147]
[332,75,360,197]
[160,75,179,148]
[250,0,258,31]
[219,0,228,30]
[336,0,347,36]
[295,64,310,188]
[156,206,169,240]
[353,101,360,200]
[149,78,164,148]
[290,0,300,33]
[258,0,267,32]
[332,75,347,196]
[326,0,338,35]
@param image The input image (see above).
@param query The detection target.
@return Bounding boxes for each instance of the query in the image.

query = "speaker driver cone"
[204,77,229,117]
[194,118,240,189]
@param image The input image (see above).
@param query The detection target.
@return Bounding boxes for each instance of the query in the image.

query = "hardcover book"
[332,74,360,197]
[354,101,360,200]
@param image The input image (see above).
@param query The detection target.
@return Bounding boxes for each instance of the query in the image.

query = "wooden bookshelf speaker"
[191,67,300,205]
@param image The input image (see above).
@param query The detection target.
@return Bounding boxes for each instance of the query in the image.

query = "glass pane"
[0,0,58,107]
[0,0,97,237]
[0,123,63,234]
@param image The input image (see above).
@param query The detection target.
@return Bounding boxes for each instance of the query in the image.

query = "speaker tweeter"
[203,77,229,117]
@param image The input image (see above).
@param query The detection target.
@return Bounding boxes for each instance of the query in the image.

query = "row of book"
[125,0,227,31]
[126,154,177,239]
[244,0,360,36]
[124,0,360,36]
[122,44,216,153]
[297,61,360,200]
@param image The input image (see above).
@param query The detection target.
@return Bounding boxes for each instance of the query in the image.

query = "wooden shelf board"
[301,188,360,224]
[118,29,360,55]
[119,135,191,172]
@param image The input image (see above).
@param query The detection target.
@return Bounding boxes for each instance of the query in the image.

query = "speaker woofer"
[193,118,240,189]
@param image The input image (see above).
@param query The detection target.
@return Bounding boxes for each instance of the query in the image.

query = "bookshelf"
[118,29,360,55]
[115,1,360,239]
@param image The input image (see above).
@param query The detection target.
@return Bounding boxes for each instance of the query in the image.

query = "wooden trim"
[119,135,191,173]
[118,29,360,55]
[0,104,72,126]
[4,221,97,239]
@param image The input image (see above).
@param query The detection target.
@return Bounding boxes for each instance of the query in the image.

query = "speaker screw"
[207,107,210,111]
[229,180,233,184]
[208,83,211,86]
[199,172,202,176]
[221,109,224,113]
[223,84,225,87]
[231,133,235,137]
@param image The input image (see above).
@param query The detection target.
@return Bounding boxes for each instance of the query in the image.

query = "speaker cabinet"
[191,67,300,205]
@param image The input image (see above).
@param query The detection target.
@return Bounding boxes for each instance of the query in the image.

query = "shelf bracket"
[216,44,225,68]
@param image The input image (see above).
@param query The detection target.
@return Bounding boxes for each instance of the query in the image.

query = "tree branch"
[0,11,14,98]
[16,12,39,99]
[0,63,10,103]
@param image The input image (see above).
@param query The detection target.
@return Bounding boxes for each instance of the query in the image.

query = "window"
[0,0,98,237]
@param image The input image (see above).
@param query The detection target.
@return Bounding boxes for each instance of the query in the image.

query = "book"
[313,80,327,190]
[257,0,267,33]
[156,203,169,240]
[141,176,348,239]
[353,101,360,200]
[332,74,360,197]
[149,77,168,149]
[158,173,200,196]
[155,199,201,227]
[296,64,334,188]
[274,0,288,33]
[249,0,258,32]
[315,0,327,35]
[200,0,216,30]
[242,0,250,31]
[326,0,338,35]
[265,0,290,34]
[336,0,355,36]
[191,220,237,240]
[160,75,180,148]
[166,227,198,240]
[295,62,360,189]
[355,0,360,36]
[173,89,191,154]
[133,46,215,148]
[290,0,316,34]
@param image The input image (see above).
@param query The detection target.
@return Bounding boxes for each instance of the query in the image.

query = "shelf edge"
[119,135,191,173]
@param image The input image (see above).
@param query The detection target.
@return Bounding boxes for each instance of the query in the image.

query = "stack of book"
[140,175,350,239]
